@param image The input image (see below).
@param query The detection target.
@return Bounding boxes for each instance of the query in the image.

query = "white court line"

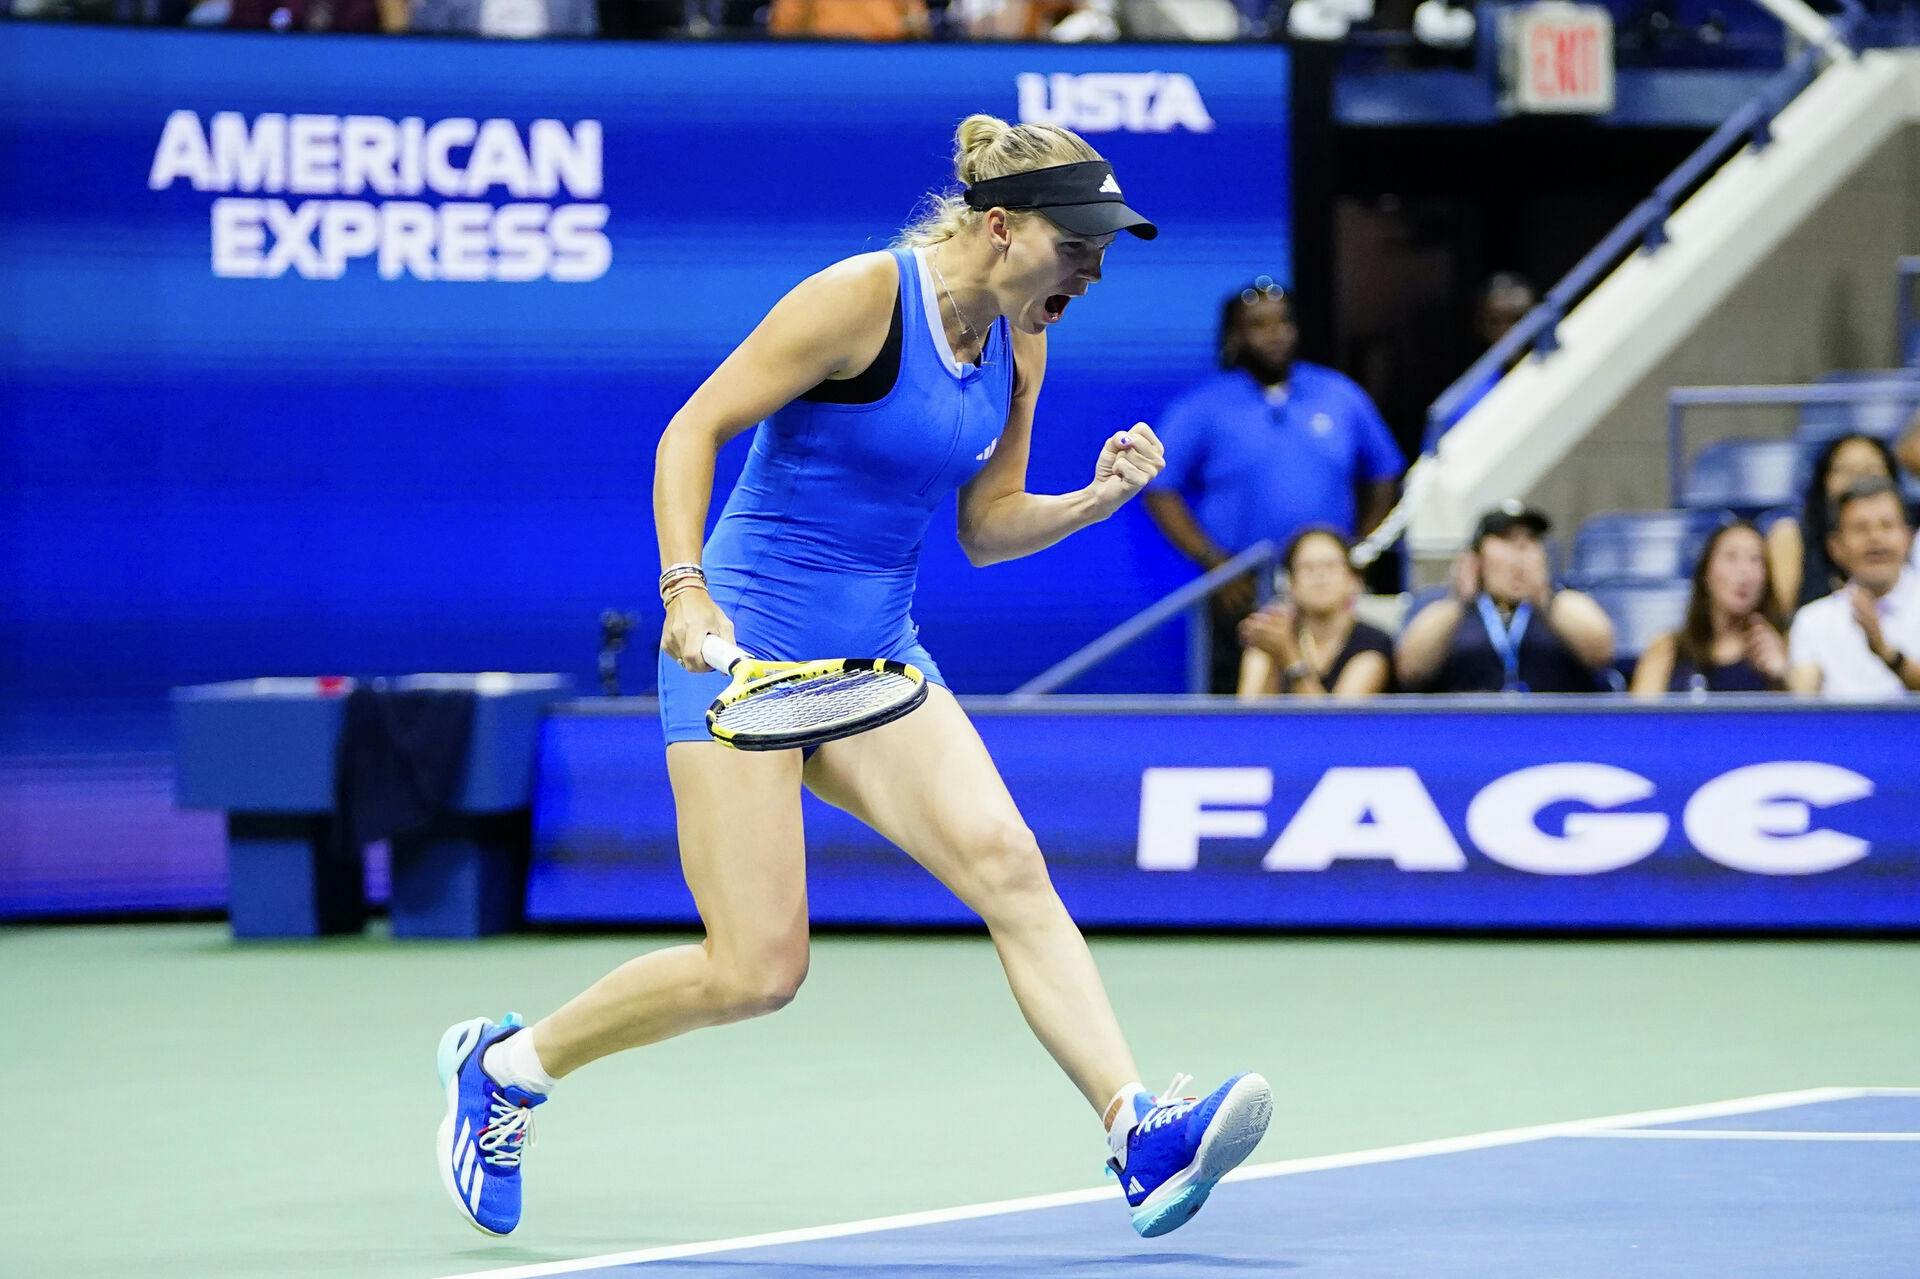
[434,1086,1876,1279]
[1574,1129,1920,1142]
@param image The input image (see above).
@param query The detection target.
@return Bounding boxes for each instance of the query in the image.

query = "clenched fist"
[1090,421,1166,514]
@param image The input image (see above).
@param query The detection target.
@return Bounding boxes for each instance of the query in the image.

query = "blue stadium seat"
[1769,375,1920,511]
[1797,398,1914,446]
[1567,509,1730,588]
[1585,581,1692,661]
[1679,438,1799,513]
[1796,372,1919,466]
[1677,507,1745,577]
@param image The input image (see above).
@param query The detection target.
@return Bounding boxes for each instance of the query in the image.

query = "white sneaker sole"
[1130,1072,1274,1238]
[435,1017,509,1237]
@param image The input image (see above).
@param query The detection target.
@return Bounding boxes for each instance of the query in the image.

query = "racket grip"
[700,633,746,674]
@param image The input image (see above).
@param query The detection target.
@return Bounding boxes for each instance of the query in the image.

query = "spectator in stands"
[1787,477,1920,698]
[1629,519,1806,696]
[943,0,1043,36]
[1144,276,1404,692]
[1899,405,1920,480]
[768,0,929,37]
[409,0,595,35]
[1235,527,1394,698]
[1396,500,1616,693]
[594,0,684,35]
[1119,0,1242,37]
[1767,433,1904,615]
[685,0,764,34]
[1423,272,1538,451]
[228,0,398,28]
[944,0,1118,37]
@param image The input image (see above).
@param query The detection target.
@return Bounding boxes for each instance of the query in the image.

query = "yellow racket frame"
[699,635,928,751]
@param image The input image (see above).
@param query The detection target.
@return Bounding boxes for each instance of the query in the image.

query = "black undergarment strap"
[802,289,903,405]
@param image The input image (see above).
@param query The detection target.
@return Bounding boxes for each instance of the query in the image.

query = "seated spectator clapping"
[1396,501,1615,693]
[1235,528,1393,698]
[1630,519,1806,696]
[1766,433,1904,615]
[1787,477,1920,698]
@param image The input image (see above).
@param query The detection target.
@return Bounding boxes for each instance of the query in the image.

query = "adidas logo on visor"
[1099,174,1122,195]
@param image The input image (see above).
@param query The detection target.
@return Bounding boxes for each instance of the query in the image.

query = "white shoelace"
[479,1093,534,1168]
[1138,1073,1199,1135]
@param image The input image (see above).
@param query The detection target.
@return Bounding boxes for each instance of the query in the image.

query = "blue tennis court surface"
[445,1088,1920,1279]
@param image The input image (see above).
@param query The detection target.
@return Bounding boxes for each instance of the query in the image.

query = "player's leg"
[531,740,811,1073]
[803,686,1270,1237]
[803,685,1137,1112]
[436,741,808,1236]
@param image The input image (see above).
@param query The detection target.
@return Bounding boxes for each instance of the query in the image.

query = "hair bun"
[954,114,1012,182]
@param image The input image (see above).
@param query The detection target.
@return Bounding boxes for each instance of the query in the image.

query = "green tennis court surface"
[12,924,1916,1277]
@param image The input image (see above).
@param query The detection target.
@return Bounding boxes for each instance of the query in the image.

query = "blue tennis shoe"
[435,1014,546,1236]
[1109,1072,1273,1238]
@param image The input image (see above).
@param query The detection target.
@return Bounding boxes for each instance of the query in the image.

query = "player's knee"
[709,945,809,1020]
[965,822,1055,920]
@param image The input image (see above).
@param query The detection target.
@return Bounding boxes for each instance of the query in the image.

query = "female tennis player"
[436,114,1272,1242]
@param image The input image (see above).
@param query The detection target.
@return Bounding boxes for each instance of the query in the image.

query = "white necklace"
[929,245,984,357]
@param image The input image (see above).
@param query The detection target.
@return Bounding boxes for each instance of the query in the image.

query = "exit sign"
[1502,2,1616,115]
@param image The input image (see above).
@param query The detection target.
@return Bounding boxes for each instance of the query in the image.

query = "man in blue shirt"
[1145,277,1404,691]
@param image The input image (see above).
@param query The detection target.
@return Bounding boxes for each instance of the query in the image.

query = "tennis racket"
[699,634,929,751]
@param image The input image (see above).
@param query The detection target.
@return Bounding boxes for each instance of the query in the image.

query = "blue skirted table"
[171,673,570,939]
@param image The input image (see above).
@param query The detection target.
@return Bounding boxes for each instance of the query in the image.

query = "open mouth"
[1044,294,1070,322]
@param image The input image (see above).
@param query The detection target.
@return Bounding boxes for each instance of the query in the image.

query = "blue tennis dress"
[657,245,1015,744]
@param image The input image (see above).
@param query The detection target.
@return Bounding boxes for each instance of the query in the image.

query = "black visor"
[963,161,1158,240]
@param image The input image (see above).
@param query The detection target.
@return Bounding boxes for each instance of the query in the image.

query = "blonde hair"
[897,114,1104,248]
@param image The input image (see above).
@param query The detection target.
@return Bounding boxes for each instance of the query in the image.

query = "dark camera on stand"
[598,610,639,697]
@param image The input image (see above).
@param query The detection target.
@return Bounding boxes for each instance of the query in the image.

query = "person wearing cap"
[1143,278,1404,693]
[429,113,1272,1245]
[1396,500,1615,693]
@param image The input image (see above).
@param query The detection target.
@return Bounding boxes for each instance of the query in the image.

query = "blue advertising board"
[528,699,1920,931]
[0,25,1293,704]
[0,26,1295,915]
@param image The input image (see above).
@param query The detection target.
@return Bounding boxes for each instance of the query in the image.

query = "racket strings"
[715,667,918,734]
